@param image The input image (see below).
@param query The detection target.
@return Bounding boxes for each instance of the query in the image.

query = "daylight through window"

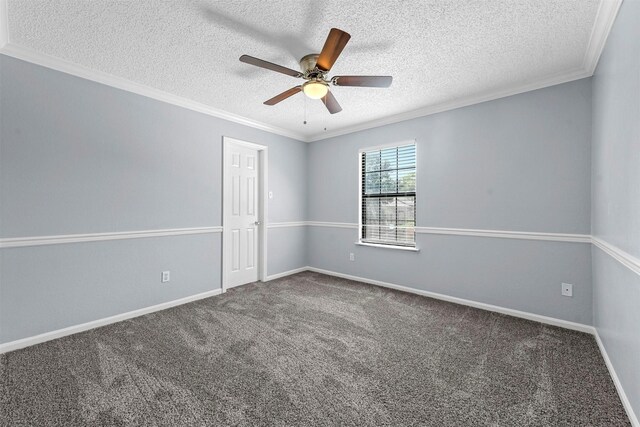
[360,143,416,247]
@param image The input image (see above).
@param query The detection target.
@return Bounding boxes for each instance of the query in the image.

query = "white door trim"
[222,136,268,291]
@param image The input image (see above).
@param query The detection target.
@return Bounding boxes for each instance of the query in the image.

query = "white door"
[224,142,260,288]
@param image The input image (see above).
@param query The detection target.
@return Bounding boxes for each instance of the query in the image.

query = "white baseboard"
[265,267,309,281]
[0,266,304,353]
[0,265,595,347]
[303,267,638,424]
[2,266,635,425]
[594,330,640,427]
[305,267,595,334]
[0,288,223,354]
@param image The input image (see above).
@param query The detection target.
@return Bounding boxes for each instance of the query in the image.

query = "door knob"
[254,221,261,226]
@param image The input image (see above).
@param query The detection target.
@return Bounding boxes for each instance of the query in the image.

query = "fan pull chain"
[303,94,307,125]
[324,107,327,131]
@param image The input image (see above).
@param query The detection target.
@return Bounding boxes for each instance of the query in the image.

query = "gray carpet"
[0,271,630,426]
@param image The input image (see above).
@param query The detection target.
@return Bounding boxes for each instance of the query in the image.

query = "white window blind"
[360,143,416,247]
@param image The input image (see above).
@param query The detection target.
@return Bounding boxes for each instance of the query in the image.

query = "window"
[359,143,416,247]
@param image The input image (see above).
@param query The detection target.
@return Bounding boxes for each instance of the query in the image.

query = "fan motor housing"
[300,54,321,76]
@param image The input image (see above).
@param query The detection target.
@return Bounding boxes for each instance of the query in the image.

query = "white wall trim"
[0,0,8,49]
[267,221,307,228]
[265,266,309,281]
[358,139,416,153]
[415,226,592,243]
[4,264,634,425]
[307,221,359,229]
[254,265,595,333]
[309,0,622,143]
[0,288,223,354]
[276,225,640,279]
[303,264,637,424]
[0,224,614,250]
[583,0,623,75]
[305,267,594,333]
[594,330,640,427]
[0,0,620,143]
[309,68,591,142]
[2,256,635,424]
[0,43,306,142]
[306,221,591,243]
[355,241,420,252]
[592,236,640,277]
[0,41,588,144]
[0,226,223,249]
[0,263,592,352]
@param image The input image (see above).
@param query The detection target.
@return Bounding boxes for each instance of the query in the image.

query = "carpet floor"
[0,271,630,426]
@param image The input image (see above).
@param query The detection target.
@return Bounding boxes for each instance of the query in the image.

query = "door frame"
[222,136,268,292]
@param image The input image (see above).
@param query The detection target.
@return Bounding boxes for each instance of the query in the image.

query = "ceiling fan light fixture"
[240,28,391,114]
[302,80,328,99]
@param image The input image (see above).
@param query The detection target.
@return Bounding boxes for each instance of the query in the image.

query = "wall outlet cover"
[162,271,170,283]
[561,283,573,297]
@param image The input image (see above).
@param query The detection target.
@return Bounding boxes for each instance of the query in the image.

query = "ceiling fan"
[239,28,392,114]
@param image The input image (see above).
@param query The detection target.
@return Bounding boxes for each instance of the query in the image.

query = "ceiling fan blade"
[321,90,342,114]
[264,86,302,105]
[240,55,302,78]
[316,28,351,72]
[333,76,393,88]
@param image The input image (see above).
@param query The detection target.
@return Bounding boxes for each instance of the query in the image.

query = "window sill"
[355,241,420,252]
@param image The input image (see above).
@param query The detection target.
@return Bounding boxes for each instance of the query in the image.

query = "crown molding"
[0,0,622,143]
[583,0,623,75]
[309,0,623,142]
[0,43,307,142]
[308,67,592,142]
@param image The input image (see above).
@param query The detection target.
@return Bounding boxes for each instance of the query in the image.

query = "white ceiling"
[1,1,619,141]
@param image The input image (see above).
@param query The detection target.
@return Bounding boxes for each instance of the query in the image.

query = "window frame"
[358,140,418,250]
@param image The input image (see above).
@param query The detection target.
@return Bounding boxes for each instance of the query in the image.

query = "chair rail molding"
[415,226,591,243]
[267,222,307,228]
[305,222,591,243]
[0,226,223,248]
[592,236,640,277]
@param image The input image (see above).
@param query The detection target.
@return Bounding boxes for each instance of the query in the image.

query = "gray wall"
[308,78,594,324]
[0,55,307,344]
[591,0,640,419]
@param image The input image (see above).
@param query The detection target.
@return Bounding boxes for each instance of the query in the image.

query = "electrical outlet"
[161,271,170,283]
[561,283,573,297]
[268,191,273,199]
[349,252,355,262]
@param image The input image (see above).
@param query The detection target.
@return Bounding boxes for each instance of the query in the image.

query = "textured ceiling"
[6,0,602,140]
